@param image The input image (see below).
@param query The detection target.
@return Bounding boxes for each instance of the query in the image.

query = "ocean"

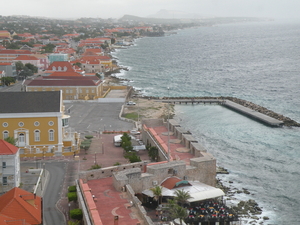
[112,20,300,225]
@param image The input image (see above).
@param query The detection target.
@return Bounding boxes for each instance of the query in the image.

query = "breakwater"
[142,96,300,127]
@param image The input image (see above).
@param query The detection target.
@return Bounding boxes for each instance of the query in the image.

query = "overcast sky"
[3,0,300,19]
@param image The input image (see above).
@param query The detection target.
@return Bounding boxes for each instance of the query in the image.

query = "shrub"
[114,162,121,166]
[88,164,101,170]
[68,192,77,202]
[124,152,141,163]
[85,135,94,139]
[68,186,76,192]
[70,208,83,220]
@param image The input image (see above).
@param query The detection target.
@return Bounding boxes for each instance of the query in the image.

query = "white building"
[0,139,20,193]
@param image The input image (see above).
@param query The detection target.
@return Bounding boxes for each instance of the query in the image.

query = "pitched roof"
[0,187,42,225]
[42,75,100,81]
[46,61,75,72]
[49,71,83,77]
[26,79,100,87]
[0,49,32,55]
[0,140,19,155]
[0,91,61,114]
[161,177,191,189]
[13,55,39,61]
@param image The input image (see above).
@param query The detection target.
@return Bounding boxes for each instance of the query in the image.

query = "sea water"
[113,20,300,224]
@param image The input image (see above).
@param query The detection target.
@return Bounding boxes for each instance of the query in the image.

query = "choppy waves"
[115,21,300,224]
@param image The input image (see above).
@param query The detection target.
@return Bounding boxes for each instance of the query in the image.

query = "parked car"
[130,130,140,135]
[126,101,136,105]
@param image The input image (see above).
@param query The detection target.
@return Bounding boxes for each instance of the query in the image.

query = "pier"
[158,98,284,127]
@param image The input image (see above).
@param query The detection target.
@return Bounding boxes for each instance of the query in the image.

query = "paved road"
[43,161,68,225]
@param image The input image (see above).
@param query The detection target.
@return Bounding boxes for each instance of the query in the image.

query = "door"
[18,133,26,147]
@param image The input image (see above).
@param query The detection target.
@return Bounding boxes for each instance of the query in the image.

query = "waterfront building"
[0,91,80,157]
[24,75,104,100]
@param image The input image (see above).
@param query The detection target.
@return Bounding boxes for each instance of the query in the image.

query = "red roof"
[14,55,39,61]
[0,187,42,225]
[0,62,12,66]
[0,140,19,155]
[49,71,83,77]
[43,75,100,81]
[0,49,32,55]
[46,61,75,72]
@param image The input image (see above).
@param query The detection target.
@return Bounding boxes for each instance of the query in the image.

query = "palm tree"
[150,186,163,207]
[170,205,188,225]
[174,189,192,207]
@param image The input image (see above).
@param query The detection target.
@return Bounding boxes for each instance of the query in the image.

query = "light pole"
[167,87,170,162]
[94,152,97,165]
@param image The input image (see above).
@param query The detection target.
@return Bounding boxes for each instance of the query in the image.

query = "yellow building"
[0,91,80,157]
[24,75,105,100]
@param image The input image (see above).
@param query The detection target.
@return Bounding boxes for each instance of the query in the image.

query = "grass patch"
[124,112,138,121]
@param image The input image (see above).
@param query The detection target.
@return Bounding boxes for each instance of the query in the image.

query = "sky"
[3,0,300,19]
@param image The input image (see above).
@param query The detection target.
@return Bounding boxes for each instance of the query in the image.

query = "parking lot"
[64,102,135,136]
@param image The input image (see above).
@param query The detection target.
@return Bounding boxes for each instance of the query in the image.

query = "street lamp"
[167,87,170,162]
[94,152,97,165]
[68,203,71,219]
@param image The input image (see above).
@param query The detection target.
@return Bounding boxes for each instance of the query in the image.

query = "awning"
[142,181,225,202]
[188,189,225,202]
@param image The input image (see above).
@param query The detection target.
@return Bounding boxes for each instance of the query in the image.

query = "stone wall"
[79,161,147,183]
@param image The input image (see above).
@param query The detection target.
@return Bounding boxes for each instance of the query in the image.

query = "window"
[34,130,40,142]
[18,122,24,127]
[49,129,54,141]
[34,121,40,126]
[2,122,8,127]
[86,89,89,93]
[2,162,6,168]
[48,121,54,126]
[62,118,69,127]
[3,131,9,139]
[70,89,73,93]
[3,177,7,185]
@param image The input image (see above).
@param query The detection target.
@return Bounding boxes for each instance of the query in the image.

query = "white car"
[126,101,136,105]
[130,130,140,135]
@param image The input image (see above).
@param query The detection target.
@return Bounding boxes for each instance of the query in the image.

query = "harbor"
[158,98,285,127]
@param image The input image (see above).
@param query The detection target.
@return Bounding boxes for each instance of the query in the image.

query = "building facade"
[0,140,20,193]
[0,91,80,157]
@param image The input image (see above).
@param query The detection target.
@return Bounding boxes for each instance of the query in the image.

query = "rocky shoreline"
[216,167,270,224]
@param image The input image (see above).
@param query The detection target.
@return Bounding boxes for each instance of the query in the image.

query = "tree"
[25,63,38,73]
[15,61,24,71]
[19,66,33,78]
[4,136,17,145]
[150,186,163,207]
[121,133,133,152]
[124,151,141,163]
[174,189,192,207]
[170,205,188,225]
[73,62,82,68]
[148,146,158,161]
[1,77,15,86]
[42,43,55,53]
